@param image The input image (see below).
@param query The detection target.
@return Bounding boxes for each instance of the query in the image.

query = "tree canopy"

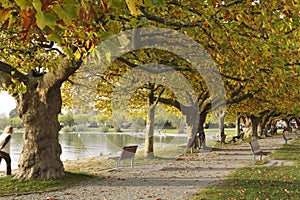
[0,0,299,179]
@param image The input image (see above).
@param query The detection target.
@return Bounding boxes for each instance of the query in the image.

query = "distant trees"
[9,108,18,118]
[0,108,22,129]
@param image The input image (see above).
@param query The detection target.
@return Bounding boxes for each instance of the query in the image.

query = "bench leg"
[131,159,134,168]
[116,160,120,169]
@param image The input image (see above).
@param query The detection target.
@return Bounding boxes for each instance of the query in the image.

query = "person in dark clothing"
[198,131,206,149]
[0,125,14,176]
[230,128,244,143]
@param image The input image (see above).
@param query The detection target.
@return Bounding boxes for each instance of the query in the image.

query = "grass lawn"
[190,138,300,200]
[0,172,97,196]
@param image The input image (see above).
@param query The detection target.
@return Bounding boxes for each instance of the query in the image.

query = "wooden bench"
[108,145,138,169]
[249,141,270,164]
[282,133,292,144]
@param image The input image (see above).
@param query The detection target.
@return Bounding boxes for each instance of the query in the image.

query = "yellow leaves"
[74,50,81,60]
[0,9,12,23]
[125,0,145,16]
[238,189,245,195]
[8,82,27,94]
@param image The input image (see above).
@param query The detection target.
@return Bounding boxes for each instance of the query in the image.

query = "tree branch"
[224,0,246,7]
[140,7,204,28]
[0,61,27,83]
[154,87,165,106]
[42,58,82,90]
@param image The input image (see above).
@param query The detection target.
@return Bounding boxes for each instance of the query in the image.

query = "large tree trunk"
[244,116,252,137]
[245,114,260,138]
[219,111,226,142]
[197,111,207,149]
[236,112,241,135]
[144,104,155,158]
[257,121,263,136]
[183,105,199,148]
[14,85,64,180]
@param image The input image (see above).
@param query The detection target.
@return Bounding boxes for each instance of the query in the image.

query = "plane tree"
[93,48,205,157]
[0,0,112,179]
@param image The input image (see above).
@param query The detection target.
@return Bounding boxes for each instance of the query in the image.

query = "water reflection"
[1,132,187,171]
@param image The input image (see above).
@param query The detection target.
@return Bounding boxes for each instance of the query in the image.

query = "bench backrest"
[120,145,138,160]
[249,141,261,154]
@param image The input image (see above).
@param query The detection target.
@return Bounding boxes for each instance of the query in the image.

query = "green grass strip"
[190,139,300,200]
[0,172,97,196]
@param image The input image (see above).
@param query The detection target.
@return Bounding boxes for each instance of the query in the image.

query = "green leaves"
[52,0,80,26]
[108,0,126,8]
[14,0,32,10]
[32,0,78,30]
[46,32,62,44]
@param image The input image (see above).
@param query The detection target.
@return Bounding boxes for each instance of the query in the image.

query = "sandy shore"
[3,134,295,200]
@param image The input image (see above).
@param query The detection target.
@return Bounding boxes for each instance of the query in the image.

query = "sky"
[0,91,16,117]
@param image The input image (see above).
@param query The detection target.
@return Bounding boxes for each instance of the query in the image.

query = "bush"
[74,125,89,132]
[61,125,75,132]
[99,126,109,132]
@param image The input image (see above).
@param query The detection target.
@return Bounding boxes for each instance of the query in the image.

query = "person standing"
[0,125,14,176]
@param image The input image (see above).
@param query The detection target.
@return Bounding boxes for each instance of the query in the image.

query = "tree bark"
[197,111,207,148]
[219,110,226,141]
[245,114,261,138]
[144,104,155,158]
[236,112,241,135]
[14,85,64,180]
[183,105,199,148]
[244,115,252,137]
[257,121,262,136]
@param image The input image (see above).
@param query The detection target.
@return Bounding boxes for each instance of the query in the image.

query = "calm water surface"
[1,131,190,171]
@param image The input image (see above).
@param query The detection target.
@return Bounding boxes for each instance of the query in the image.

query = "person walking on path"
[0,125,14,176]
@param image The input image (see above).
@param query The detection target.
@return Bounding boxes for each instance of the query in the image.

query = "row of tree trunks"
[237,110,298,138]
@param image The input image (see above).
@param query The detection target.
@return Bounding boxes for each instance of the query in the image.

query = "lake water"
[1,131,192,171]
[1,129,224,171]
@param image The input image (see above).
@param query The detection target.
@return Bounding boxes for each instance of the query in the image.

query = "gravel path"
[3,135,290,200]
